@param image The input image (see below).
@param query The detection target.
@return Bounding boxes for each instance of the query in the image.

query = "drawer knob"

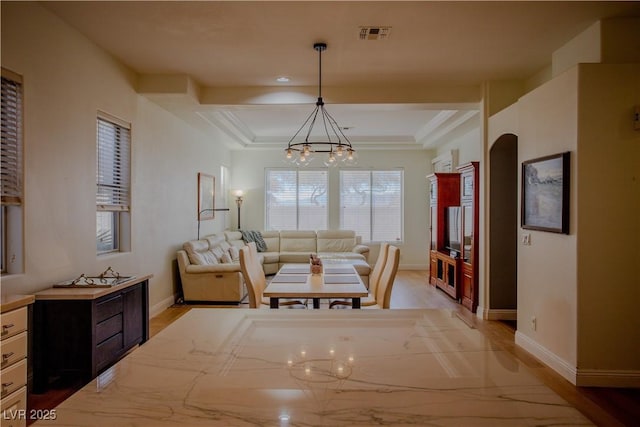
[2,381,14,392]
[1,352,14,364]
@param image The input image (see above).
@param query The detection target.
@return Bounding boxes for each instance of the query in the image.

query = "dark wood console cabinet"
[33,275,150,392]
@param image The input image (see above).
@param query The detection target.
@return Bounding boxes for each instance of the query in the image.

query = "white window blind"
[96,116,130,211]
[1,74,23,206]
[340,169,403,243]
[265,169,327,230]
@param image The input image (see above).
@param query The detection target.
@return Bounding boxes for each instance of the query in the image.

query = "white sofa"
[177,230,370,303]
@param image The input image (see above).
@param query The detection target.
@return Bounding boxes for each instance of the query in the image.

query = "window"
[96,114,131,254]
[1,69,24,274]
[340,169,403,243]
[265,169,327,230]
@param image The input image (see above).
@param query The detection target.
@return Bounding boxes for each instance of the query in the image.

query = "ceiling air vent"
[359,26,392,40]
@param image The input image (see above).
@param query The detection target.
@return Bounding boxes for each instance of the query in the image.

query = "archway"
[489,133,518,319]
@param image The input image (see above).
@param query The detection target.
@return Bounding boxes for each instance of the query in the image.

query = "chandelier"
[284,42,356,167]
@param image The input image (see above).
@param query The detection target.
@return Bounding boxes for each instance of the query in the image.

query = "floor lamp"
[234,190,244,230]
[197,208,229,240]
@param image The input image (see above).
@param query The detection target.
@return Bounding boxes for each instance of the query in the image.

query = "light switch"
[522,233,531,245]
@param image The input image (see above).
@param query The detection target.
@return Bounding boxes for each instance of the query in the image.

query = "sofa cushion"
[229,246,240,262]
[220,252,233,264]
[261,230,280,252]
[219,240,232,253]
[211,245,226,261]
[317,230,357,252]
[318,252,366,261]
[205,234,226,249]
[280,230,317,253]
[260,251,280,264]
[279,251,314,264]
[183,240,219,265]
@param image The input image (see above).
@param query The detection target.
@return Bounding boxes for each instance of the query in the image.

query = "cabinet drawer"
[0,359,26,399]
[96,295,123,323]
[1,332,27,369]
[96,313,123,344]
[1,307,27,340]
[95,332,123,371]
[0,386,26,427]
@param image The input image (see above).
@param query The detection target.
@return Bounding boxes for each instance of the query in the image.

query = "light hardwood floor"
[32,270,639,426]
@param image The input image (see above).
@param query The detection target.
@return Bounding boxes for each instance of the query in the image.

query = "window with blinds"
[1,69,23,274]
[265,169,327,231]
[1,73,22,206]
[96,115,131,254]
[340,169,403,243]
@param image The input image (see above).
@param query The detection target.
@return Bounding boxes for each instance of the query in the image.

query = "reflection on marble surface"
[34,309,592,426]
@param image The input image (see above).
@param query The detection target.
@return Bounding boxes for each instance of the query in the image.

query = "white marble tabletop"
[264,263,368,300]
[33,308,592,426]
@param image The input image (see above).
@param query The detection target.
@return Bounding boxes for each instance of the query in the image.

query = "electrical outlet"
[531,316,537,331]
[522,233,531,245]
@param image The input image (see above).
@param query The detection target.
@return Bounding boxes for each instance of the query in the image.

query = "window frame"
[339,168,404,244]
[1,68,24,275]
[96,112,131,255]
[264,168,329,231]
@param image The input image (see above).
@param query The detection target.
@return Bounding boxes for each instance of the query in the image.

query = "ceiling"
[42,1,640,151]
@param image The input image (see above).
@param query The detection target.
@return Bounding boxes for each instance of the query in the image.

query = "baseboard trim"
[515,331,577,384]
[150,294,176,319]
[485,309,517,321]
[576,369,640,387]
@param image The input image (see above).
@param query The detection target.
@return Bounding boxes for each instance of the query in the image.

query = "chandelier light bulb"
[336,145,344,156]
[286,148,292,159]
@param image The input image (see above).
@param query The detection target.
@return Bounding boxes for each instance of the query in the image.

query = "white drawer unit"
[0,387,27,427]
[1,295,34,427]
[1,306,27,340]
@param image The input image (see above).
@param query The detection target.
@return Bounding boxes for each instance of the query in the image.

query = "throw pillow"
[220,252,232,264]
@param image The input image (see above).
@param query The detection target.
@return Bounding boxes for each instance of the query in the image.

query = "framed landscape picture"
[198,173,215,220]
[521,152,570,234]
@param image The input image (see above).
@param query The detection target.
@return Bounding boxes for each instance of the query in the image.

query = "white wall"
[1,2,233,313]
[230,149,433,269]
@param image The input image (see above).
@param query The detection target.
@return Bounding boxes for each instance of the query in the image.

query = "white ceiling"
[42,1,640,151]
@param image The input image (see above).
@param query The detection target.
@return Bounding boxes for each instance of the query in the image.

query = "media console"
[427,162,480,312]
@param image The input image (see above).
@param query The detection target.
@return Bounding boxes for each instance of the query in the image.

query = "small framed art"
[521,152,570,234]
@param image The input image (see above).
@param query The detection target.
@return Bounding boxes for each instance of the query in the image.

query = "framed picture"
[521,152,570,234]
[197,173,215,220]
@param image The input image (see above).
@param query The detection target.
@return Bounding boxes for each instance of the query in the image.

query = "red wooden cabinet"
[457,162,479,313]
[427,173,461,300]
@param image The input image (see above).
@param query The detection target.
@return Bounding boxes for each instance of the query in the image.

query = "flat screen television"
[445,206,462,253]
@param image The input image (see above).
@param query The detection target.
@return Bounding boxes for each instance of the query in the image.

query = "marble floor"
[33,308,594,426]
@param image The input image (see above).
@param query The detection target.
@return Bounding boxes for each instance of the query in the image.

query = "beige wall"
[230,149,432,269]
[436,127,482,167]
[1,2,233,313]
[576,64,640,375]
[516,68,579,367]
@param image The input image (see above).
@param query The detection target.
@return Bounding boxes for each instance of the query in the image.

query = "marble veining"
[33,309,592,426]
